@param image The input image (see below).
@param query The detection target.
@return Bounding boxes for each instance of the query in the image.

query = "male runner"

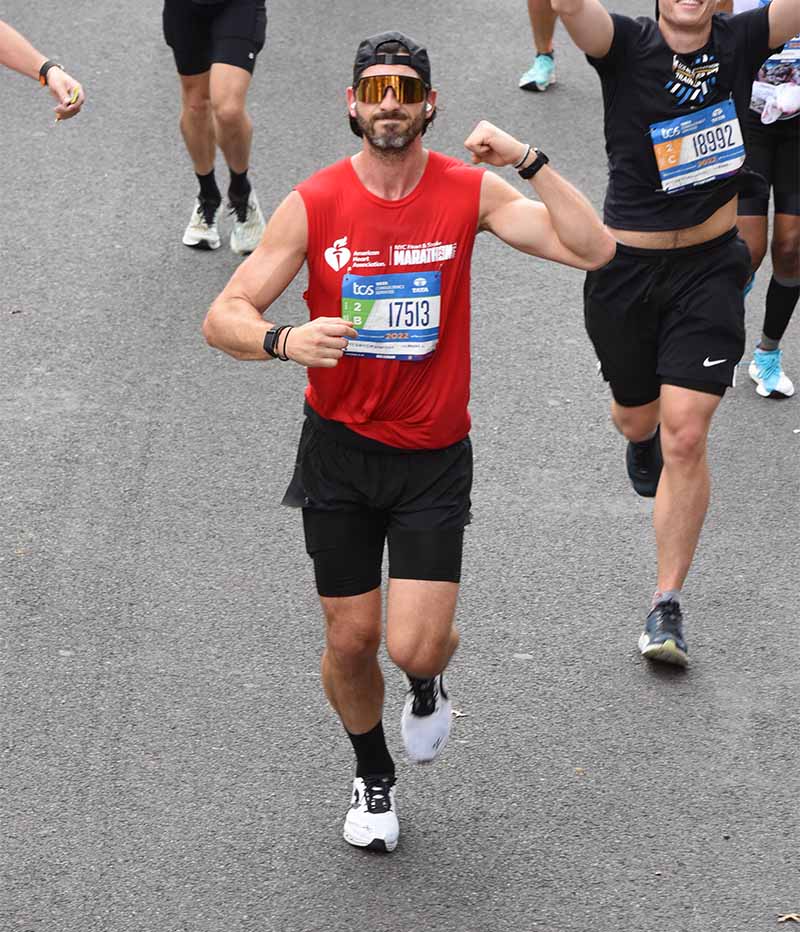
[163,0,267,254]
[551,0,800,665]
[520,0,559,91]
[203,32,614,851]
[0,19,85,120]
[720,0,799,398]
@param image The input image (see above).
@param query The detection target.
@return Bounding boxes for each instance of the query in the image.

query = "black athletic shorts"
[739,109,800,217]
[282,404,473,598]
[584,229,751,407]
[163,0,267,76]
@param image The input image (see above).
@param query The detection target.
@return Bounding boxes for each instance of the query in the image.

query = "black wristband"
[263,326,281,358]
[277,325,293,361]
[518,147,549,180]
[38,60,63,87]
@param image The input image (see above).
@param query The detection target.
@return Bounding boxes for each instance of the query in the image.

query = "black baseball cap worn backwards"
[352,31,432,89]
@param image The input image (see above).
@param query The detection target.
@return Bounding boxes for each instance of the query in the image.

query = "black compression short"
[163,0,267,76]
[282,406,473,598]
[584,230,751,407]
[739,109,800,217]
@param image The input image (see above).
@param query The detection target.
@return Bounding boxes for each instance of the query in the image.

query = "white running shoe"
[401,674,452,764]
[182,197,222,250]
[748,347,795,398]
[342,776,398,852]
[229,191,266,255]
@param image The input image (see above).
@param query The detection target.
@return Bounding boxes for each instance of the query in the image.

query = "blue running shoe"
[748,346,795,398]
[519,54,556,92]
[638,600,688,667]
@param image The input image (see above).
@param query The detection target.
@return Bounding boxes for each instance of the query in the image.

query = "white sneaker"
[342,776,398,852]
[182,197,222,250]
[229,191,266,255]
[401,674,452,763]
[748,346,795,398]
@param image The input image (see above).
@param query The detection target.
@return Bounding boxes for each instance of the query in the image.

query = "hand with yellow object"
[48,67,85,121]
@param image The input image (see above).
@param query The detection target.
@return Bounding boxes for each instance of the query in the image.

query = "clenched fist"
[464,120,528,168]
[284,316,358,368]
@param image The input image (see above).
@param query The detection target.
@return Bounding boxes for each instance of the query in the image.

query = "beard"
[357,108,426,154]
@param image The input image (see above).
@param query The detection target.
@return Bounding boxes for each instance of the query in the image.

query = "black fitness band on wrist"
[263,326,281,358]
[38,60,63,86]
[518,147,549,180]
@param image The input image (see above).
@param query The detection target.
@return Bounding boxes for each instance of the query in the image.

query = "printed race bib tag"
[341,271,441,361]
[650,99,745,193]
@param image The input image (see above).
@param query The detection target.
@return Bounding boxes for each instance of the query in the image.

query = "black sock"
[196,170,220,204]
[228,168,251,202]
[347,721,395,779]
[762,276,800,345]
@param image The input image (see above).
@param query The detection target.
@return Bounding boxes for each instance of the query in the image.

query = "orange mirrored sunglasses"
[355,74,427,104]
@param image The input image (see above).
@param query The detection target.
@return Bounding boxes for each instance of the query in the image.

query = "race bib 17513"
[650,98,745,193]
[341,271,441,361]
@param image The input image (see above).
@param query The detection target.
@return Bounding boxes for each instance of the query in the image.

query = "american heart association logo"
[324,236,351,271]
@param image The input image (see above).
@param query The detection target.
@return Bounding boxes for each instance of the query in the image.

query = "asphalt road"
[2,2,799,931]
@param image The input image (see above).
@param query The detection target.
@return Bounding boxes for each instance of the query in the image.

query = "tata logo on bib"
[324,236,351,272]
[414,277,427,286]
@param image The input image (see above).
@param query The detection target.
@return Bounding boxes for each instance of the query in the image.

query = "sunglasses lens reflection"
[355,74,426,104]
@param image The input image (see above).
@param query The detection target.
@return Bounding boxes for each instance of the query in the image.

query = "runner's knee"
[772,237,800,281]
[660,420,708,466]
[212,99,247,130]
[386,628,454,678]
[323,609,382,662]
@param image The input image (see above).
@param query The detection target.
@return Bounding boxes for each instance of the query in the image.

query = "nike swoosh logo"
[703,357,727,367]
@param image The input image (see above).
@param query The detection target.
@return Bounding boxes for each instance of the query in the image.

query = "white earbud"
[425,102,433,112]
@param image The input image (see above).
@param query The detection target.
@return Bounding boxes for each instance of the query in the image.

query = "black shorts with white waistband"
[163,0,267,76]
[282,404,473,598]
[584,229,751,407]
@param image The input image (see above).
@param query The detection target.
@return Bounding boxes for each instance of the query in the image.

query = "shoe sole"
[343,828,397,853]
[183,237,220,251]
[638,634,688,667]
[520,79,556,92]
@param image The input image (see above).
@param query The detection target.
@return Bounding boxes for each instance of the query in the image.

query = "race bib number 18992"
[341,271,441,361]
[650,98,745,193]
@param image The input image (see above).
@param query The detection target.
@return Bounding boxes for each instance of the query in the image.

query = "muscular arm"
[466,121,615,270]
[202,191,357,366]
[550,0,614,59]
[768,0,800,48]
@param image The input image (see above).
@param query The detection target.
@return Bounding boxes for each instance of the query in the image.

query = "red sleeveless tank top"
[295,151,484,449]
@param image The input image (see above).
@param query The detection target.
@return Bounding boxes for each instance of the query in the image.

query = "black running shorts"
[282,405,473,598]
[584,229,751,407]
[163,0,267,76]
[739,110,800,217]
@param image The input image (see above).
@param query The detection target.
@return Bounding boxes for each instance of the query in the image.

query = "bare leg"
[611,397,660,443]
[178,72,215,175]
[320,588,384,734]
[527,0,557,53]
[209,63,253,175]
[771,214,800,283]
[385,579,460,678]
[654,385,720,592]
[736,214,768,273]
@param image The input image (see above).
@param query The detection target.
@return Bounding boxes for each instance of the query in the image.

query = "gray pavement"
[1,2,799,930]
